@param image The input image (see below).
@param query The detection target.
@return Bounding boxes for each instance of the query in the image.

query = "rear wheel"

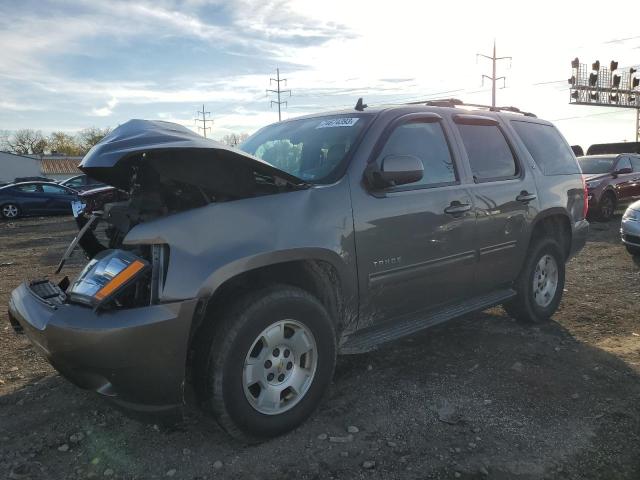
[1,203,20,219]
[196,285,337,442]
[626,245,640,256]
[504,238,565,324]
[597,192,616,221]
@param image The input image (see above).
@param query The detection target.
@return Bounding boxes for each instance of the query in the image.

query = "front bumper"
[8,282,197,418]
[569,219,589,259]
[621,217,640,247]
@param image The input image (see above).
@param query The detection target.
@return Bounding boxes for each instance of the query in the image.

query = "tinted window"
[457,124,518,180]
[616,156,632,172]
[631,156,640,172]
[377,121,456,187]
[41,184,68,194]
[578,156,616,174]
[241,115,371,183]
[511,121,581,175]
[17,184,40,193]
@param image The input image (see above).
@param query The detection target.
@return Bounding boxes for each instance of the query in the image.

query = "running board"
[339,289,516,354]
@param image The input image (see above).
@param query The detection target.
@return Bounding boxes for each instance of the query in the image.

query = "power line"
[477,40,512,107]
[267,68,291,122]
[194,104,211,138]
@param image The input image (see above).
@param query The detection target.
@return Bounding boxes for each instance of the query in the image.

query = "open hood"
[79,119,305,195]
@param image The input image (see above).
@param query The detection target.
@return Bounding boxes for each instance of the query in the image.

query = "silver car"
[621,200,640,256]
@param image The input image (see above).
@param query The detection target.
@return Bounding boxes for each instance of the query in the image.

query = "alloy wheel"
[2,204,18,218]
[532,254,559,308]
[243,319,318,415]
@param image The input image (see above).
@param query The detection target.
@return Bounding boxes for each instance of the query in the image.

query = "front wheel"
[197,286,337,441]
[504,239,565,324]
[596,192,616,221]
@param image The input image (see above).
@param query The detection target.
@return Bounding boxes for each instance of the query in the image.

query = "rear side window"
[377,121,457,187]
[457,124,518,181]
[511,121,580,175]
[631,157,640,172]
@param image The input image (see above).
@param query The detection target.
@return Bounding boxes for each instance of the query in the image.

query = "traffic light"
[633,77,640,89]
[589,73,598,87]
[571,57,580,69]
[610,93,619,103]
[568,76,576,85]
[613,75,621,88]
[592,60,600,71]
[610,61,618,71]
[571,91,579,100]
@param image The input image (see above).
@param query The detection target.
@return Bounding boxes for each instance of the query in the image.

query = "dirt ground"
[1,214,640,480]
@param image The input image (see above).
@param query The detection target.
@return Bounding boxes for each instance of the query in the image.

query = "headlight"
[68,249,149,308]
[586,180,602,189]
[623,208,640,221]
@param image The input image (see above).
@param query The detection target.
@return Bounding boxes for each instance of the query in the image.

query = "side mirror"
[615,167,632,175]
[369,155,424,189]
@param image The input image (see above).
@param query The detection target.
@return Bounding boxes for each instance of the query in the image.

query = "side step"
[339,289,516,354]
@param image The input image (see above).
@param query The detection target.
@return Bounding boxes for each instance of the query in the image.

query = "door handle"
[516,192,537,203]
[444,201,472,215]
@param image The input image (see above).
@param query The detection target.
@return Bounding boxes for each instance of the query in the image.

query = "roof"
[40,157,83,175]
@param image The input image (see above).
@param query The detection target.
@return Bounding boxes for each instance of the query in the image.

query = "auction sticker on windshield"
[316,118,360,129]
[71,200,86,218]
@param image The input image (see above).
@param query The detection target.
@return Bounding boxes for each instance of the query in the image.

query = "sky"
[1,0,639,150]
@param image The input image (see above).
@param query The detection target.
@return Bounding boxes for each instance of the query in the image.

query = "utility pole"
[477,41,512,107]
[267,68,291,121]
[194,104,211,138]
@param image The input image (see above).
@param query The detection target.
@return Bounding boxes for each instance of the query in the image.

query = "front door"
[352,114,477,327]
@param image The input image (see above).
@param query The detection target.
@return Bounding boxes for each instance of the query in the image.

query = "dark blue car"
[0,181,78,219]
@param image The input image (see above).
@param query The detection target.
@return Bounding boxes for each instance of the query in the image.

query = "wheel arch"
[528,209,572,260]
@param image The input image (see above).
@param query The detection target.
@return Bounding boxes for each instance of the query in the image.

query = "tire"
[626,245,640,257]
[1,203,20,219]
[504,238,565,324]
[596,192,616,221]
[196,285,337,442]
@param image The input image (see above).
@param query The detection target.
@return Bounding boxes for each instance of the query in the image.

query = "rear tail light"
[581,175,589,218]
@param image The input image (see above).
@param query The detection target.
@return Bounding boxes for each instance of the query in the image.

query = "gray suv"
[8,102,588,441]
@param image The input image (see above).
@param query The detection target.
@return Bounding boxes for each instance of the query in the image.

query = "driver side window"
[616,156,632,172]
[377,121,457,188]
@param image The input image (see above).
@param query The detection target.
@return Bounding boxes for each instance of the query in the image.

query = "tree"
[221,132,249,147]
[4,129,48,155]
[48,132,83,156]
[77,127,111,152]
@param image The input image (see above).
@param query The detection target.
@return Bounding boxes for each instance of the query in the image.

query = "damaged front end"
[8,119,308,418]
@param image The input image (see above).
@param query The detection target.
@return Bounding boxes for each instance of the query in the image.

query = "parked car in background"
[621,200,640,256]
[579,153,640,221]
[60,174,107,192]
[9,107,588,441]
[0,181,78,219]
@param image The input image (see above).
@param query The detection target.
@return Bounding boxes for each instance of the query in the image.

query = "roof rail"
[405,98,537,117]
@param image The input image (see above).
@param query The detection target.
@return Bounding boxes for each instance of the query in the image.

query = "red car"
[579,154,640,221]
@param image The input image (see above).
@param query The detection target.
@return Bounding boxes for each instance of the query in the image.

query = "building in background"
[0,151,41,184]
[37,155,83,182]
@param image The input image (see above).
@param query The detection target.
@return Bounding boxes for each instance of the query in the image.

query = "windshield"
[578,156,615,174]
[240,114,371,183]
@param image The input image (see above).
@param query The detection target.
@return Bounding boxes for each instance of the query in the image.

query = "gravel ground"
[1,214,640,480]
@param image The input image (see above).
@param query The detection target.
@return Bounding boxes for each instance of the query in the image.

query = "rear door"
[15,184,47,214]
[352,113,477,325]
[450,114,538,292]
